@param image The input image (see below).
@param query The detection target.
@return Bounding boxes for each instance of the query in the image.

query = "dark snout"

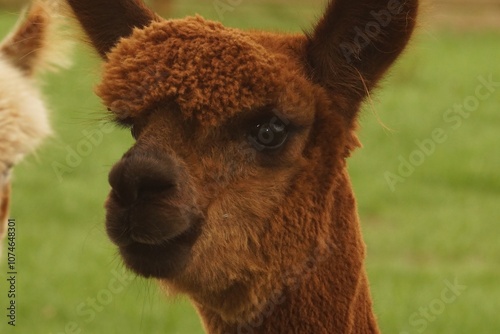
[105,148,201,278]
[108,150,178,207]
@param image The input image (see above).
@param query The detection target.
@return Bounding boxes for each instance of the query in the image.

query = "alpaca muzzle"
[105,149,202,278]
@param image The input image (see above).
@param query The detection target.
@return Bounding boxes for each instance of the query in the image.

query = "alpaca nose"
[108,150,178,206]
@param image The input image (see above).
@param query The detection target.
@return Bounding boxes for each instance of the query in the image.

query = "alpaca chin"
[105,192,204,278]
[117,221,202,279]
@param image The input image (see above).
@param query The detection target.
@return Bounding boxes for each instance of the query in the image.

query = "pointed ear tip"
[31,1,75,73]
[63,0,158,59]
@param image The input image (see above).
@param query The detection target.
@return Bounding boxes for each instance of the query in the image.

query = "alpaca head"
[67,0,417,320]
[0,0,71,244]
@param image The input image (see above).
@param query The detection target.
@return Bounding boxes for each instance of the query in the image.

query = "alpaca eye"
[248,115,289,151]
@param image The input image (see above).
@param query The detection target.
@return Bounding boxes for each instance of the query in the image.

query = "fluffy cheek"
[162,174,292,314]
[180,192,275,282]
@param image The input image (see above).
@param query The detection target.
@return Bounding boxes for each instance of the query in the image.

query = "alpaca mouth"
[105,192,202,278]
[118,221,201,279]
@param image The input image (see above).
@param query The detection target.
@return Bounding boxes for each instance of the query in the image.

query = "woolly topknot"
[98,16,284,126]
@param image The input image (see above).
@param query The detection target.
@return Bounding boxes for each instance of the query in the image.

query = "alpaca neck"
[196,261,379,334]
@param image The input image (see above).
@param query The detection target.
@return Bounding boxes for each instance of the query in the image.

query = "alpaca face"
[67,0,417,319]
[101,19,366,320]
[105,100,315,277]
[102,18,320,290]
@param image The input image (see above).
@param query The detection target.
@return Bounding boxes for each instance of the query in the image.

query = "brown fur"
[66,0,159,58]
[98,16,286,126]
[66,0,419,332]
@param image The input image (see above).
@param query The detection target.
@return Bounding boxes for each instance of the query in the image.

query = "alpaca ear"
[66,0,157,58]
[306,0,418,119]
[0,0,71,76]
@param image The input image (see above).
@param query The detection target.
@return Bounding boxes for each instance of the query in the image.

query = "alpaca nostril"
[108,152,179,206]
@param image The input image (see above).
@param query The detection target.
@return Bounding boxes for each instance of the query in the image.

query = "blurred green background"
[1,0,499,333]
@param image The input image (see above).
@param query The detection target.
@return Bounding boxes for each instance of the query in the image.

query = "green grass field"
[1,1,499,333]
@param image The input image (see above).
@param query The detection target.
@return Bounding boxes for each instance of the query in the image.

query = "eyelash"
[114,117,134,129]
[131,124,140,139]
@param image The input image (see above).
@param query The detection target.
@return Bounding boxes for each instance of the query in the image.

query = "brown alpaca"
[66,0,418,332]
[0,0,71,252]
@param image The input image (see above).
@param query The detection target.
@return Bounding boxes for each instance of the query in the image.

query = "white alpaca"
[0,0,71,255]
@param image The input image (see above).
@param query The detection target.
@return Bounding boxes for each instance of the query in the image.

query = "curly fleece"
[98,16,283,126]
